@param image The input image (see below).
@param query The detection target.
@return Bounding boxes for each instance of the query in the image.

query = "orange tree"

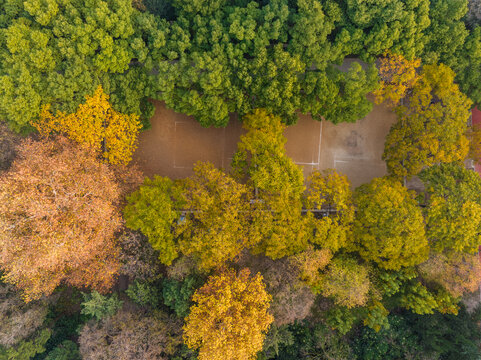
[383,64,471,178]
[34,85,142,165]
[0,137,124,301]
[183,268,273,360]
[418,251,481,298]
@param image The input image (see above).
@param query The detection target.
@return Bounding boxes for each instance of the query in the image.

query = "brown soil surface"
[133,99,397,188]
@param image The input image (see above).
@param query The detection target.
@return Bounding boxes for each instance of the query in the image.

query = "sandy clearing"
[133,99,397,188]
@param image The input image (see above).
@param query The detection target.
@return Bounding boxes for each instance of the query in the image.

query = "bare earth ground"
[133,99,397,188]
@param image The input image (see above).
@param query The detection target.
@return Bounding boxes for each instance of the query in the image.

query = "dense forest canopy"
[2,0,481,131]
[2,0,481,359]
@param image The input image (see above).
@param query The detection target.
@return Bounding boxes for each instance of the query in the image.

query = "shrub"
[162,276,200,318]
[80,292,123,321]
[126,280,161,308]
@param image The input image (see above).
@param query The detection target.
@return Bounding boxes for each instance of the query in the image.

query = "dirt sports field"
[133,98,397,188]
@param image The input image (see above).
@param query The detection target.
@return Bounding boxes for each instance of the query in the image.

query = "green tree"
[351,306,481,360]
[372,264,460,318]
[45,341,81,360]
[363,301,390,332]
[172,0,225,16]
[125,280,161,308]
[352,314,422,360]
[383,64,472,178]
[153,0,377,127]
[325,0,431,60]
[419,0,481,107]
[452,13,481,106]
[325,305,359,335]
[233,109,309,259]
[267,321,352,360]
[0,329,51,360]
[124,176,181,266]
[406,305,481,359]
[125,162,253,270]
[0,0,156,132]
[374,267,417,298]
[162,276,200,317]
[352,177,428,270]
[80,291,123,321]
[419,163,481,253]
[422,0,469,67]
[398,282,458,315]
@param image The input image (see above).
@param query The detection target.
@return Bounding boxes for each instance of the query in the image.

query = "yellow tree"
[383,64,471,178]
[293,250,371,308]
[352,177,429,270]
[304,169,355,252]
[124,162,252,271]
[467,123,481,163]
[232,109,309,259]
[290,247,333,290]
[176,162,253,271]
[373,52,421,107]
[286,170,355,302]
[419,163,481,254]
[34,85,141,165]
[183,268,273,360]
[317,257,371,308]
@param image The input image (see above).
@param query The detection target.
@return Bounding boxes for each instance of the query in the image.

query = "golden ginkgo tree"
[373,52,421,108]
[34,85,141,165]
[183,268,273,360]
[383,64,471,178]
[351,177,429,270]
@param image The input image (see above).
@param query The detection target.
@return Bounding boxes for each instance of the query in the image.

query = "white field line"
[317,121,322,168]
